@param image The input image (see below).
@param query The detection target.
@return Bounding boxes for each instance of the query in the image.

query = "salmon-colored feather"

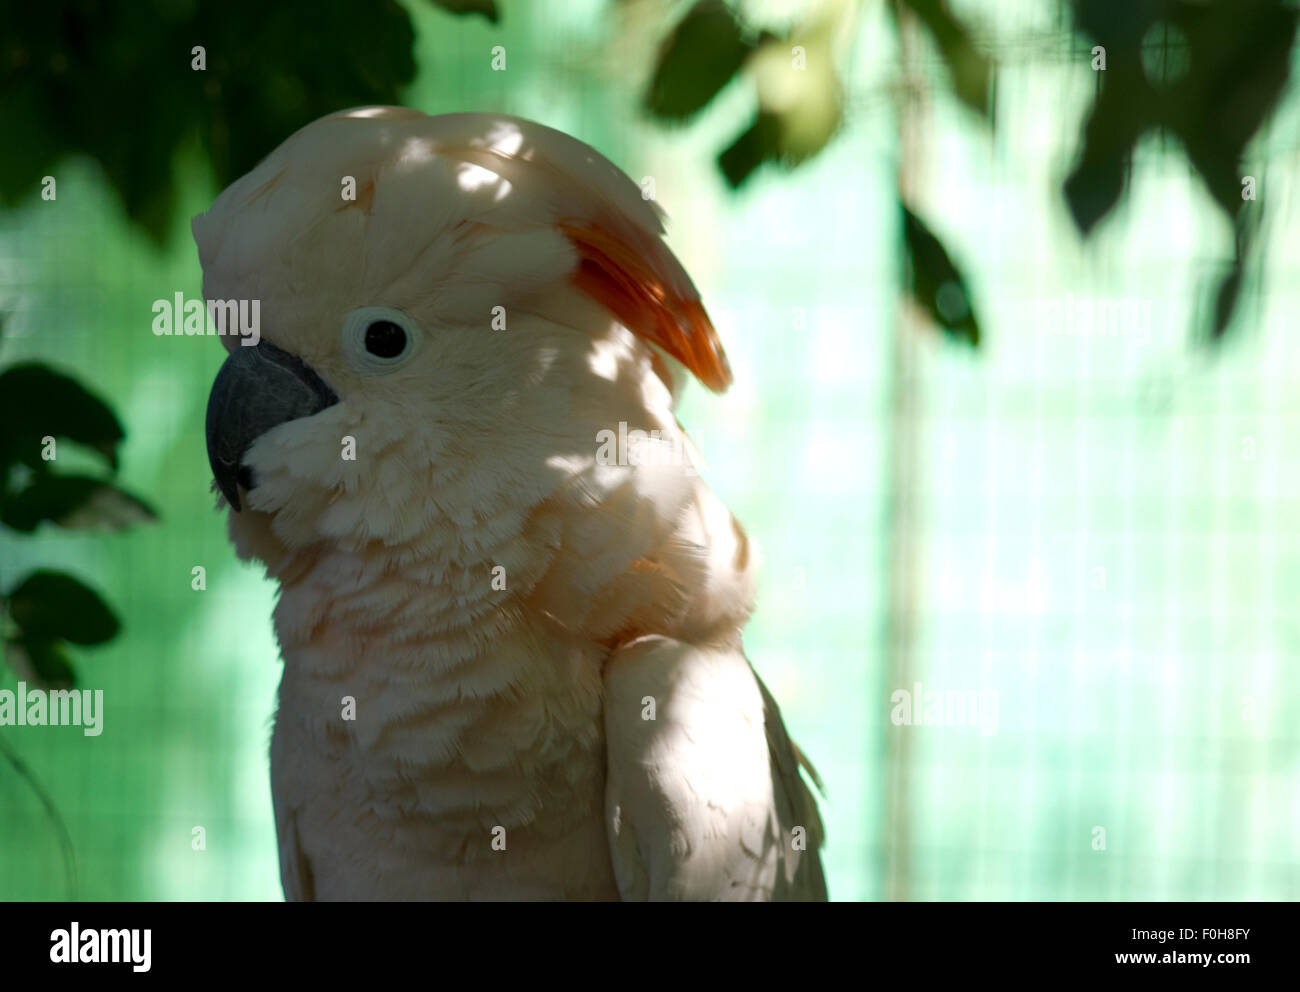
[194,107,822,902]
[559,220,733,393]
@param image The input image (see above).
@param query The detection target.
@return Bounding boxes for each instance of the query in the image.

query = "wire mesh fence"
[0,0,1296,901]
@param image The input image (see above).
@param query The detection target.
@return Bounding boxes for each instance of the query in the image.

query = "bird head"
[195,107,730,556]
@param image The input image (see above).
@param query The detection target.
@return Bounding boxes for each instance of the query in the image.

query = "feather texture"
[195,107,825,900]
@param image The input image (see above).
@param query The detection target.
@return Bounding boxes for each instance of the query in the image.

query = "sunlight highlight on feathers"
[195,107,822,901]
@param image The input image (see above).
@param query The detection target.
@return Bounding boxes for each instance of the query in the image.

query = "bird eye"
[364,320,407,358]
[341,306,422,373]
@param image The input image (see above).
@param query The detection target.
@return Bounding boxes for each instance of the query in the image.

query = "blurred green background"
[2,0,1298,900]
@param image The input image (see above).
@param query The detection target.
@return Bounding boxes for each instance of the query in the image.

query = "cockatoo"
[197,107,826,901]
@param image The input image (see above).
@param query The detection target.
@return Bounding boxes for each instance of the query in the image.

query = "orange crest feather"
[558,220,732,393]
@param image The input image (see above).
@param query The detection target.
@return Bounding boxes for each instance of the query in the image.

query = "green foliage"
[0,343,153,895]
[5,638,78,692]
[902,205,980,348]
[0,356,155,689]
[1065,0,1296,340]
[427,0,500,24]
[7,571,120,647]
[0,363,157,536]
[1,475,157,534]
[646,0,994,187]
[5,570,120,691]
[717,112,782,188]
[647,1,848,190]
[645,0,987,347]
[645,0,755,122]
[0,363,123,472]
[641,0,1297,349]
[1066,0,1294,228]
[0,0,423,245]
[899,0,992,117]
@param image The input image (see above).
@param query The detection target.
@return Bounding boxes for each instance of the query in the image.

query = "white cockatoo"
[197,107,826,901]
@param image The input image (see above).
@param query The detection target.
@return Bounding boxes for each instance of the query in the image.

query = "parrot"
[196,106,827,901]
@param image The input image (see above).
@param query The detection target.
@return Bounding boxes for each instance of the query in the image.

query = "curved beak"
[205,341,338,511]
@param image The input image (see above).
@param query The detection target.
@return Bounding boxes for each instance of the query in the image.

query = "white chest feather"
[268,561,620,900]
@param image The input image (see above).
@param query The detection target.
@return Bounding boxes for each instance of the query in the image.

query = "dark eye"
[342,307,421,373]
[364,320,407,358]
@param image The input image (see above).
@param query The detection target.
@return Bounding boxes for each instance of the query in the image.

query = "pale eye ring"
[341,306,422,373]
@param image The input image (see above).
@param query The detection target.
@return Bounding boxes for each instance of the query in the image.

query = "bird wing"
[603,635,827,901]
[270,723,316,902]
[275,806,316,903]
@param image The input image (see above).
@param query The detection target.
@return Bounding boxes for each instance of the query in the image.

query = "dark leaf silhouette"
[0,363,124,473]
[0,0,419,244]
[1207,206,1260,341]
[902,204,981,347]
[1163,1,1294,218]
[1,475,157,534]
[718,112,783,188]
[1211,266,1243,341]
[6,570,121,647]
[718,28,843,189]
[3,637,76,690]
[900,0,993,117]
[1065,0,1296,339]
[646,0,753,123]
[428,0,500,22]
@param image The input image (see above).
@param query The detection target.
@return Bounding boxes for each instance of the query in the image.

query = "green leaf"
[0,363,124,473]
[900,0,992,118]
[3,637,76,690]
[717,33,843,188]
[1063,124,1133,238]
[427,0,500,22]
[1065,0,1294,345]
[1164,2,1295,220]
[718,113,783,188]
[646,0,754,122]
[1065,0,1296,234]
[1205,206,1259,342]
[5,570,121,646]
[1210,266,1243,341]
[1,1,419,246]
[902,204,981,348]
[0,474,158,534]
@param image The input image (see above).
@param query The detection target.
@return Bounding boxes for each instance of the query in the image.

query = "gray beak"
[205,340,338,511]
